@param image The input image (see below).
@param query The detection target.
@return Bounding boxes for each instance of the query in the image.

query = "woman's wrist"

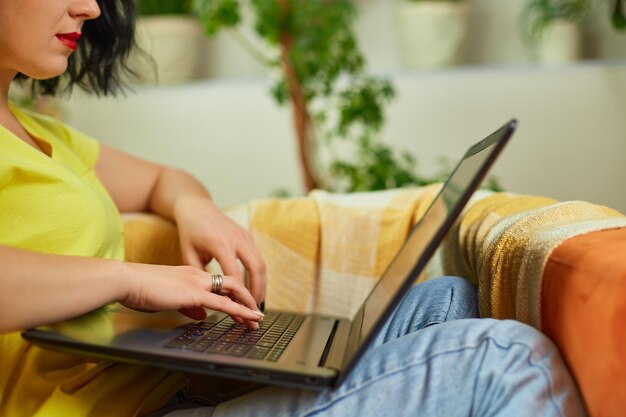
[109,259,137,305]
[172,193,214,224]
[151,168,212,222]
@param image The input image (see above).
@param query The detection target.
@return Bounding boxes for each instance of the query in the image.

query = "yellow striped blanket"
[220,188,626,328]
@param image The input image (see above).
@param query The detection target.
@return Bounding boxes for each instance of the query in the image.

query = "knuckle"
[247,259,266,277]
[230,282,247,297]
[229,267,243,277]
[213,245,229,258]
[254,259,267,275]
[228,276,242,287]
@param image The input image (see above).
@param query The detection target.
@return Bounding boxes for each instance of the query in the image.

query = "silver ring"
[211,274,223,294]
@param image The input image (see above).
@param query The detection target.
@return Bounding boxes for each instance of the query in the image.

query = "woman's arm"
[94,144,266,303]
[0,245,263,334]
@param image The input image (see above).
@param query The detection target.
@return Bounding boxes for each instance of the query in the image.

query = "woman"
[0,1,586,416]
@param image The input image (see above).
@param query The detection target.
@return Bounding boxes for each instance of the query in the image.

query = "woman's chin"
[25,60,69,80]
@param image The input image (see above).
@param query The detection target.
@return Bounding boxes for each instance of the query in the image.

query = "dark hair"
[16,0,137,96]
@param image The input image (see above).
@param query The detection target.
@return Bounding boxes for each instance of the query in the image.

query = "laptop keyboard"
[164,312,305,362]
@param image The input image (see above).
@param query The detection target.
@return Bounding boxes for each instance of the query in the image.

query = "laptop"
[23,119,517,390]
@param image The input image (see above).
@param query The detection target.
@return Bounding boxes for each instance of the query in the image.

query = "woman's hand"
[119,262,264,329]
[173,195,267,306]
[94,149,266,320]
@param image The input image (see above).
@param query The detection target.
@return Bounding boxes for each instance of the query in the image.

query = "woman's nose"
[69,0,101,21]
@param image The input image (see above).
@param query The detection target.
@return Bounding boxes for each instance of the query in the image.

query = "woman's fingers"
[203,292,264,322]
[218,275,259,313]
[207,233,266,307]
[213,251,261,328]
[221,276,263,329]
[238,240,267,305]
[215,250,244,283]
[199,274,263,329]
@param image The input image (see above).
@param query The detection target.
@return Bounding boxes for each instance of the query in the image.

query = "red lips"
[56,32,81,51]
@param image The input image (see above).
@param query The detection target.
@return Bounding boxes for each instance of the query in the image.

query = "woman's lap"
[368,276,478,348]
[164,277,587,417]
[215,319,585,417]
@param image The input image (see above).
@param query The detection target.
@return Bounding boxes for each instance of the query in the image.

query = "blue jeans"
[170,277,587,416]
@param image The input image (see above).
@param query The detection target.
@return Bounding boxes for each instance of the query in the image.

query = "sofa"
[123,187,626,417]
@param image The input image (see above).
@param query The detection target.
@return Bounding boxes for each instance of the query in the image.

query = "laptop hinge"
[318,319,339,367]
[322,309,363,372]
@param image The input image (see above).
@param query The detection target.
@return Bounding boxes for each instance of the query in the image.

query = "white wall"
[61,61,626,213]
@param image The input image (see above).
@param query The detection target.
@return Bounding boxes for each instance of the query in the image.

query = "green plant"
[520,0,626,45]
[612,0,626,28]
[520,0,591,45]
[193,0,443,193]
[135,0,194,15]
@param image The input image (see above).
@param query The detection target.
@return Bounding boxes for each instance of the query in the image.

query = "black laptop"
[23,119,517,390]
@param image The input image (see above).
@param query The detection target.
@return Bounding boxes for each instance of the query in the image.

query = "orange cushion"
[542,227,626,417]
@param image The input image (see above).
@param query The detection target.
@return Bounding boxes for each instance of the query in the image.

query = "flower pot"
[396,1,470,70]
[128,16,205,85]
[535,20,581,65]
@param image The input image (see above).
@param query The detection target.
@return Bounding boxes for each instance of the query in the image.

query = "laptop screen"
[359,121,515,342]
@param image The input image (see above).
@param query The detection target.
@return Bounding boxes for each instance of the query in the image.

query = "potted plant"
[194,0,433,193]
[129,0,205,84]
[193,0,501,194]
[395,0,470,70]
[519,0,590,64]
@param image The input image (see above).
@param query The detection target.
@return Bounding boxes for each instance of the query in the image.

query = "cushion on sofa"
[543,227,626,417]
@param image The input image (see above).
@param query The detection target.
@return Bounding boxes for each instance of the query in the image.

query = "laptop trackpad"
[279,316,336,367]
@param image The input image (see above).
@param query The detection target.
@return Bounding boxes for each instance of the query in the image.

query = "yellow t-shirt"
[0,104,186,416]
